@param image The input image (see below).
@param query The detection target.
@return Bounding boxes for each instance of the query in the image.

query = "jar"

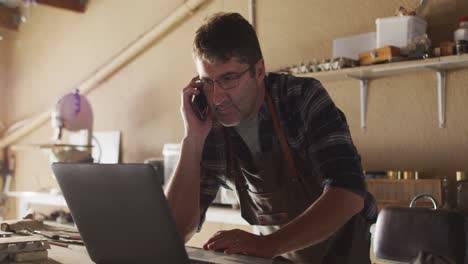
[455,16,468,42]
[455,16,468,54]
[441,176,451,209]
[456,171,468,215]
[386,170,402,180]
[403,171,415,180]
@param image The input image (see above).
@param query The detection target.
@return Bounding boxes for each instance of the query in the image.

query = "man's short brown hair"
[193,12,263,67]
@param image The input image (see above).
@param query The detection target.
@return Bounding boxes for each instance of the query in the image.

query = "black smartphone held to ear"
[191,79,208,121]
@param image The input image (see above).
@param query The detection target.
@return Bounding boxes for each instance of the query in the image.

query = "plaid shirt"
[199,72,377,227]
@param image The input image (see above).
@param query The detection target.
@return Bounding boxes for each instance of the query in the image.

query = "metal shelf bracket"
[300,55,468,129]
[427,68,447,128]
[436,70,446,128]
[359,79,368,129]
[347,75,368,129]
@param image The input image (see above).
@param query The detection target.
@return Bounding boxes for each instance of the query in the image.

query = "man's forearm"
[266,187,364,256]
[165,138,204,242]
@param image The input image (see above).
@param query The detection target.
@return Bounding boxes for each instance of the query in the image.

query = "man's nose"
[212,82,227,105]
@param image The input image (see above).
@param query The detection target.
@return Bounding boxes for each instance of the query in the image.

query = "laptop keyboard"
[189,259,216,264]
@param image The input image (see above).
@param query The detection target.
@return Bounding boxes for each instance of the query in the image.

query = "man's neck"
[243,79,266,123]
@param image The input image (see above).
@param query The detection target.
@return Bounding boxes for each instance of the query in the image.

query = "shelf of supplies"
[296,54,468,129]
[297,54,468,81]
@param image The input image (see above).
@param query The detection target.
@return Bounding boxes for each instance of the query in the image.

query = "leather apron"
[222,92,371,263]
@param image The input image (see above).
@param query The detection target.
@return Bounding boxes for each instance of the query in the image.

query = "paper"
[69,131,120,164]
[333,32,376,60]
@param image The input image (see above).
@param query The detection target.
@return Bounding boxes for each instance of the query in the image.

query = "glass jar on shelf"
[441,176,451,209]
[456,171,468,215]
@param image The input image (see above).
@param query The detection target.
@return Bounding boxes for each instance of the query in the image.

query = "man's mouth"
[215,105,234,114]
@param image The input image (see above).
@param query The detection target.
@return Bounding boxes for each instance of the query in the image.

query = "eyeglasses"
[198,66,252,92]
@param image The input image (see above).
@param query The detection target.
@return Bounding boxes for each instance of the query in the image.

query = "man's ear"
[255,59,266,83]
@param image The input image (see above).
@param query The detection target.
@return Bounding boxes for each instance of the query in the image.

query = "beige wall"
[0,30,8,134]
[258,0,468,177]
[1,0,468,216]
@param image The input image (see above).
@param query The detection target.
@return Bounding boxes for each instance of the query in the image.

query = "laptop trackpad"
[187,247,278,264]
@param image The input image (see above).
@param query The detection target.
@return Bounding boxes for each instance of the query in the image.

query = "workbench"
[41,244,94,264]
[6,191,248,225]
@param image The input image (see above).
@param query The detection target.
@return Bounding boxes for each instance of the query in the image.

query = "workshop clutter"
[0,219,83,262]
[281,3,464,73]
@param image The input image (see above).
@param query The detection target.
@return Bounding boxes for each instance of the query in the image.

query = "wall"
[258,0,468,177]
[1,0,468,218]
[0,30,8,135]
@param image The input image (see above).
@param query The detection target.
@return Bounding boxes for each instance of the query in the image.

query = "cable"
[92,135,102,163]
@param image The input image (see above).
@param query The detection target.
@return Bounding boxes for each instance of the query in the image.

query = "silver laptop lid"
[52,163,188,264]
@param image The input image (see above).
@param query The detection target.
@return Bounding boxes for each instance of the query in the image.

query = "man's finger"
[204,236,228,249]
[206,238,236,251]
[204,230,234,246]
[224,244,246,255]
[181,87,200,112]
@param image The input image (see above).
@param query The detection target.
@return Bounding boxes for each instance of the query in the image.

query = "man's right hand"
[166,77,211,240]
[181,77,213,146]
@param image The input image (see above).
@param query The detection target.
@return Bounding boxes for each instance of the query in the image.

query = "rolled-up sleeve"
[300,79,366,198]
[197,128,227,232]
[197,164,221,231]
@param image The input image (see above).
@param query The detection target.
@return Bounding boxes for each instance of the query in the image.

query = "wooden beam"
[36,0,88,13]
[0,4,21,30]
[0,0,210,149]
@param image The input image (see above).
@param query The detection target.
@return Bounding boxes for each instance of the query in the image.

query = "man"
[165,12,377,263]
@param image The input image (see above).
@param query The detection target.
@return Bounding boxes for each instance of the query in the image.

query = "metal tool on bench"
[30,229,83,245]
[1,219,84,247]
[0,234,50,262]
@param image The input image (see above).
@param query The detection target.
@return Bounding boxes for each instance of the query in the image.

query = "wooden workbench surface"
[45,244,93,264]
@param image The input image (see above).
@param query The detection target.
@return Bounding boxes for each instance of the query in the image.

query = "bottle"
[456,171,468,215]
[441,176,451,209]
[455,17,468,42]
[454,16,468,54]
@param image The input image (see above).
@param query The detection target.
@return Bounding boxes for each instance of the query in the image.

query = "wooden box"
[359,46,401,66]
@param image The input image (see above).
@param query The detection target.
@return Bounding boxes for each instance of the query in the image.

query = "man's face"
[195,57,264,127]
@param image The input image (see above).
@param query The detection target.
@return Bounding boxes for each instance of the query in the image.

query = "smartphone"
[191,80,208,121]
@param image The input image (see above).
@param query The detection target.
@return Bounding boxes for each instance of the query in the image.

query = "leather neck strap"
[223,92,299,183]
[265,92,299,181]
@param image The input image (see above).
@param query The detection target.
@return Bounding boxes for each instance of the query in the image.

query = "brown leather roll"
[373,195,466,263]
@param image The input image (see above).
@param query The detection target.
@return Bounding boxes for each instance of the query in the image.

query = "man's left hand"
[203,229,278,258]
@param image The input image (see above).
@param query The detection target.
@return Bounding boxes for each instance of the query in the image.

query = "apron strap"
[224,91,312,201]
[223,127,245,189]
[265,93,300,182]
[266,92,313,202]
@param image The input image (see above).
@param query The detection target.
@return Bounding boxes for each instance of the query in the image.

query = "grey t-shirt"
[235,116,284,237]
[234,116,261,162]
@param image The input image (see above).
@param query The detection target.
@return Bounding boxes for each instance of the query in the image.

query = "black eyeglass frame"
[197,66,253,92]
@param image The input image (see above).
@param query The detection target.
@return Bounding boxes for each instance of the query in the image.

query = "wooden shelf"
[298,54,468,81]
[296,54,468,128]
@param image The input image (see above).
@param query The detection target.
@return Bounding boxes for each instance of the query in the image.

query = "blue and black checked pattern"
[197,73,377,228]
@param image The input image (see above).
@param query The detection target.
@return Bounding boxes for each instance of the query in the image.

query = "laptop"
[52,163,289,264]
